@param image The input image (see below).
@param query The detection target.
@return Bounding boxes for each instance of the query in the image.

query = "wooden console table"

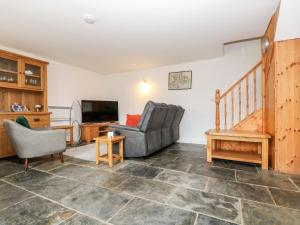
[205,129,271,170]
[80,122,117,143]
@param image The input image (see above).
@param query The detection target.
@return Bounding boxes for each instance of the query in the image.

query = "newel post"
[215,89,221,132]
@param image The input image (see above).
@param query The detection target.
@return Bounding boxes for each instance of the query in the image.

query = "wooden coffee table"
[94,135,125,167]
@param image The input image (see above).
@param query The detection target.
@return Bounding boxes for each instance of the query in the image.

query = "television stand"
[80,122,118,143]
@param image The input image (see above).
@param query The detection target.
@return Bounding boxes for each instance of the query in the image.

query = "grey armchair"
[110,101,185,157]
[3,119,66,171]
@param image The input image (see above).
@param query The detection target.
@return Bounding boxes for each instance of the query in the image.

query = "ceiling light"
[83,14,96,24]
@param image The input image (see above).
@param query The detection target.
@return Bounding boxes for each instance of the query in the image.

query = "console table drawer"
[0,114,50,128]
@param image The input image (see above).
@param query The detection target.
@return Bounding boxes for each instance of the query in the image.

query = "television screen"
[81,100,119,123]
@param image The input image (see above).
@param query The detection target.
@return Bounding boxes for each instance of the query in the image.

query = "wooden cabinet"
[0,51,46,91]
[81,123,116,143]
[0,49,50,158]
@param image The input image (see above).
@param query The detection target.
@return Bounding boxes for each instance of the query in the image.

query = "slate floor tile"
[62,214,106,225]
[151,157,192,172]
[64,157,96,167]
[50,164,97,179]
[188,161,235,181]
[0,180,5,186]
[166,143,204,152]
[60,185,131,221]
[116,163,163,179]
[0,183,33,211]
[212,159,257,172]
[114,176,176,203]
[168,187,240,223]
[126,157,159,165]
[207,178,274,204]
[195,214,237,225]
[110,198,196,225]
[38,177,85,201]
[269,188,300,210]
[30,158,65,171]
[3,169,54,193]
[95,161,130,172]
[0,196,74,225]
[0,161,24,178]
[290,176,300,189]
[242,200,300,225]
[154,169,208,190]
[236,170,297,190]
[165,149,206,160]
[147,151,179,161]
[80,169,131,188]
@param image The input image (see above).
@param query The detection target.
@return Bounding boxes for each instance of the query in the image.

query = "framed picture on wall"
[168,70,192,90]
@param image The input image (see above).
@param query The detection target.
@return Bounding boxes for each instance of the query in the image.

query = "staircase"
[206,61,271,169]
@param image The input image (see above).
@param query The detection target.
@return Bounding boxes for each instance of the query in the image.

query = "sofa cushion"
[126,114,141,127]
[137,101,153,129]
[16,116,31,129]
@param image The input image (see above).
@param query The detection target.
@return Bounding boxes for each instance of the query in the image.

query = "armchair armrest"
[109,124,140,132]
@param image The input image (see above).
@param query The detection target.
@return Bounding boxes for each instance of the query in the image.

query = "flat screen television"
[81,100,119,123]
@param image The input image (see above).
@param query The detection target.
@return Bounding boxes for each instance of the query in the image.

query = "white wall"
[101,40,261,144]
[1,41,261,144]
[275,0,300,41]
[47,61,104,107]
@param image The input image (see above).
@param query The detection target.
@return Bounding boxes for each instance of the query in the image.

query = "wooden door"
[21,59,44,90]
[0,53,20,88]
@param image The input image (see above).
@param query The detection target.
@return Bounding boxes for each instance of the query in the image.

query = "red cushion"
[126,114,141,127]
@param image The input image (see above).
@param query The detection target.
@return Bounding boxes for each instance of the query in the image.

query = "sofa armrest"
[109,124,140,132]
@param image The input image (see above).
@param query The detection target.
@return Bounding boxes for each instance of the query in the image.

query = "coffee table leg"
[108,142,113,167]
[96,140,100,165]
[119,140,124,162]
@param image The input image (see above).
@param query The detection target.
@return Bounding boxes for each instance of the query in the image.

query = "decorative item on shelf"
[11,103,28,112]
[24,70,33,75]
[34,104,43,112]
[168,70,192,90]
[0,75,7,82]
[107,131,114,139]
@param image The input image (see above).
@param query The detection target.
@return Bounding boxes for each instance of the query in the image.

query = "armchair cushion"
[16,116,31,129]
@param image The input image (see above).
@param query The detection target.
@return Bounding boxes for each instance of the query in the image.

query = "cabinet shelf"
[0,69,18,74]
[0,84,44,92]
[25,74,41,78]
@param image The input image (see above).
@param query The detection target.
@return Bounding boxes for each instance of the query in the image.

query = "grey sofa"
[110,101,184,157]
[4,119,66,171]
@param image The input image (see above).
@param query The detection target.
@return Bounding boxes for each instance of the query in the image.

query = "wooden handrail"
[215,61,263,131]
[220,61,262,99]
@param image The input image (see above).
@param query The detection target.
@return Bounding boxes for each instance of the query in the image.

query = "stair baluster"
[215,89,221,132]
[215,61,263,131]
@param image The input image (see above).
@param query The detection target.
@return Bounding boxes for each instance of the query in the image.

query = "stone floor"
[0,143,300,225]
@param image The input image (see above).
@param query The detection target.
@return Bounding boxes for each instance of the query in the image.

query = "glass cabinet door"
[0,56,19,87]
[23,60,43,89]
